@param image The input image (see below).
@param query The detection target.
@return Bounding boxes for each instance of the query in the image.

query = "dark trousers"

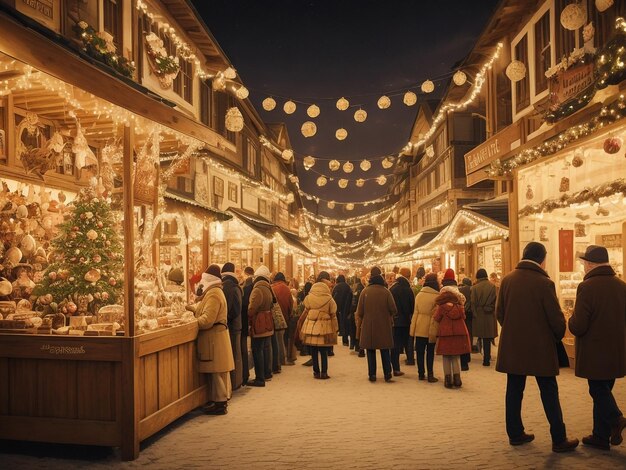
[366,349,391,378]
[311,346,330,374]
[460,352,471,368]
[241,333,250,385]
[414,336,435,376]
[271,331,281,372]
[481,338,492,363]
[405,332,415,364]
[348,314,358,348]
[391,327,410,372]
[251,336,271,382]
[229,331,242,389]
[505,374,566,443]
[588,379,623,441]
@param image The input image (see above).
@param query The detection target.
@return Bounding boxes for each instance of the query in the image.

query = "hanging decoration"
[560,2,587,30]
[421,80,435,93]
[360,160,371,171]
[506,60,527,82]
[453,70,467,86]
[225,107,244,132]
[377,96,391,109]
[303,156,316,170]
[307,105,320,118]
[343,161,354,173]
[286,192,295,204]
[329,159,340,171]
[283,100,297,114]
[74,21,135,79]
[144,32,179,88]
[336,128,348,140]
[426,145,435,158]
[223,67,237,79]
[403,91,417,106]
[289,175,299,184]
[338,179,349,189]
[336,97,350,111]
[327,201,335,209]
[354,109,367,122]
[356,179,365,187]
[346,203,355,211]
[381,157,394,169]
[604,136,622,154]
[572,154,584,167]
[235,86,249,99]
[301,121,317,137]
[263,97,277,111]
[376,175,387,185]
[525,185,534,200]
[316,176,328,187]
[596,0,614,12]
[72,122,98,170]
[281,149,294,161]
[560,177,570,192]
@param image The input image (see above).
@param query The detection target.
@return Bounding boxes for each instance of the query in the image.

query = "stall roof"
[164,191,232,221]
[462,196,510,228]
[275,227,314,256]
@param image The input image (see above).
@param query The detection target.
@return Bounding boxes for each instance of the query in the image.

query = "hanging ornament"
[84,269,101,283]
[356,178,365,187]
[421,80,435,93]
[596,0,614,12]
[301,121,317,137]
[360,160,371,171]
[86,229,98,240]
[289,174,299,183]
[225,107,244,132]
[506,60,527,82]
[329,159,340,171]
[338,179,348,189]
[316,176,327,187]
[377,95,391,109]
[526,185,534,200]
[453,70,467,86]
[48,131,65,154]
[603,136,622,154]
[381,157,394,169]
[281,149,294,161]
[303,156,316,170]
[223,67,237,79]
[343,161,354,173]
[561,2,586,30]
[345,203,355,211]
[286,192,295,204]
[283,100,297,114]
[376,175,387,185]
[335,128,348,141]
[262,97,276,111]
[426,145,435,158]
[72,123,98,170]
[559,177,570,192]
[403,91,417,106]
[327,201,335,209]
[354,109,367,122]
[235,86,249,99]
[336,97,350,111]
[307,104,320,118]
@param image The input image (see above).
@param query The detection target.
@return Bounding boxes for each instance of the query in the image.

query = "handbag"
[272,302,288,330]
[556,340,570,368]
[250,309,273,337]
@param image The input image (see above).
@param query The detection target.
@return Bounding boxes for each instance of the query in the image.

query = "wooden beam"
[123,124,135,338]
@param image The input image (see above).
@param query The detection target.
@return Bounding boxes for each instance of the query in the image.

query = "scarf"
[196,273,222,296]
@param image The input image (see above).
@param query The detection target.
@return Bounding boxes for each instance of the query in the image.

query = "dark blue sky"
[192,0,500,216]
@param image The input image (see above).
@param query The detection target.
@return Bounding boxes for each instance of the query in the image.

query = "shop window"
[534,10,551,94]
[103,0,123,53]
[514,35,530,113]
[176,176,193,196]
[200,80,212,127]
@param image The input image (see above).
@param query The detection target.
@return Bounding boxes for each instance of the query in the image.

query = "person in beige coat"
[187,264,234,415]
[409,273,440,383]
[246,265,275,387]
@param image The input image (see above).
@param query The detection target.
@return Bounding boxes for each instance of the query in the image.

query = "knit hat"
[244,266,254,276]
[423,273,440,291]
[336,274,346,283]
[522,241,547,264]
[206,264,222,278]
[443,269,455,281]
[399,267,411,279]
[254,265,271,280]
[462,277,472,287]
[476,268,488,279]
[370,266,382,277]
[317,271,331,282]
[221,262,235,274]
[274,272,286,282]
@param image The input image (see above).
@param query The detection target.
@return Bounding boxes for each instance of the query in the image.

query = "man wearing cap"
[569,245,626,450]
[496,241,579,453]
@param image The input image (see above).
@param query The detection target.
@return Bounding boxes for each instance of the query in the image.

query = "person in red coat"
[433,286,471,389]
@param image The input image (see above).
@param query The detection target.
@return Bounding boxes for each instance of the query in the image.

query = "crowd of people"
[186,241,626,455]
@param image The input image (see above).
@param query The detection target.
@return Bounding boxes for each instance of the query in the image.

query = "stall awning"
[462,196,509,228]
[164,191,232,222]
[276,227,314,256]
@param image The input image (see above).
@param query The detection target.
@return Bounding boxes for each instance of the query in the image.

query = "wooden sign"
[464,123,520,176]
[16,0,61,33]
[595,233,622,248]
[550,63,594,105]
[559,229,574,272]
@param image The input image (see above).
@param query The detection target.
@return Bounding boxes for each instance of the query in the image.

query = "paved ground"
[1,344,626,469]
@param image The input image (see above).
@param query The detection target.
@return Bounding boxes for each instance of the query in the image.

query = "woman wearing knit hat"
[246,266,275,387]
[409,273,440,382]
[470,268,497,366]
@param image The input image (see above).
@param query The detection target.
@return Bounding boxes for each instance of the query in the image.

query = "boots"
[444,374,453,388]
[453,373,462,388]
[427,373,439,383]
[204,401,227,415]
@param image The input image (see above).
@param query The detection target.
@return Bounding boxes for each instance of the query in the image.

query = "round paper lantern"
[307,104,320,118]
[603,136,622,154]
[327,201,335,209]
[301,121,317,137]
[376,175,387,185]
[223,67,237,79]
[262,97,276,111]
[336,97,349,111]
[303,156,316,170]
[286,193,295,204]
[421,80,435,93]
[426,145,435,158]
[235,86,249,99]
[356,178,365,187]
[354,109,367,122]
[561,2,586,30]
[225,107,244,132]
[377,95,391,109]
[345,203,355,211]
[329,159,340,171]
[316,176,328,187]
[596,0,614,12]
[336,128,348,140]
[360,160,371,171]
[338,179,348,189]
[343,161,354,173]
[281,149,294,161]
[381,157,393,169]
[506,60,527,82]
[403,91,417,106]
[453,70,467,86]
[283,100,297,114]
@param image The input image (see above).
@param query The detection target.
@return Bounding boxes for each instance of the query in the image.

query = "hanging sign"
[559,229,574,272]
[17,0,60,32]
[595,233,622,248]
[551,63,594,105]
[464,123,520,185]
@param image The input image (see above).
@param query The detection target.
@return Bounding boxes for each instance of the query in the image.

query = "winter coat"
[333,281,353,318]
[241,277,253,337]
[301,281,338,346]
[569,265,626,380]
[458,284,472,319]
[409,286,439,342]
[222,274,242,332]
[433,291,471,356]
[248,279,275,338]
[470,278,497,338]
[189,284,235,374]
[272,280,294,323]
[495,261,565,377]
[355,280,396,349]
[350,281,364,316]
[390,276,415,328]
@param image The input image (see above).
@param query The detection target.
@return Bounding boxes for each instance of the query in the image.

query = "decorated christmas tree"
[33,185,124,316]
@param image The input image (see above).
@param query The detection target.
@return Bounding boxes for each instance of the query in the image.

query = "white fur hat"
[254,265,271,280]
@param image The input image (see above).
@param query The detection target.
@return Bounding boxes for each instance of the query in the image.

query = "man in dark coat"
[240,266,255,386]
[496,242,578,453]
[222,262,243,390]
[459,277,472,371]
[352,276,365,356]
[332,274,353,346]
[568,245,626,450]
[390,267,415,376]
[471,268,497,366]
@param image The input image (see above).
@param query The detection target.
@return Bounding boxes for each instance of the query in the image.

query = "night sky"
[191,0,500,218]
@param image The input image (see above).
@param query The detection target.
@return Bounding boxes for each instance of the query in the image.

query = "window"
[200,80,212,126]
[583,0,626,48]
[244,136,258,177]
[514,35,530,112]
[534,10,551,94]
[65,0,98,38]
[180,59,193,103]
[103,0,123,53]
[555,0,578,61]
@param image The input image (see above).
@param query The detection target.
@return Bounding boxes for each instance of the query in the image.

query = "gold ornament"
[377,95,391,109]
[403,91,417,106]
[223,67,237,79]
[360,160,371,171]
[453,70,467,86]
[381,157,394,169]
[338,179,348,189]
[343,161,354,173]
[335,128,348,141]
[336,97,349,111]
[86,229,98,240]
[345,203,355,211]
[354,109,367,122]
[286,193,295,204]
[327,201,335,209]
[281,149,294,161]
[303,156,316,170]
[561,2,586,30]
[225,107,244,132]
[283,100,297,114]
[506,60,526,82]
[262,97,276,111]
[421,80,435,93]
[316,176,328,187]
[426,145,435,158]
[307,105,320,118]
[376,175,387,185]
[84,268,101,283]
[356,179,365,187]
[526,185,534,200]
[301,121,317,137]
[235,86,249,99]
[329,159,340,171]
[596,0,614,12]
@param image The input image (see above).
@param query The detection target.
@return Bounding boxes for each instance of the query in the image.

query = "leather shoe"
[552,437,579,453]
[582,434,610,450]
[368,375,376,382]
[418,375,426,381]
[384,375,394,383]
[509,432,535,446]
[313,372,321,379]
[393,370,405,377]
[320,373,330,379]
[247,379,265,387]
[610,415,626,445]
[427,375,439,383]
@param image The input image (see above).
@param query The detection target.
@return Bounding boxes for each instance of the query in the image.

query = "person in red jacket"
[272,272,293,370]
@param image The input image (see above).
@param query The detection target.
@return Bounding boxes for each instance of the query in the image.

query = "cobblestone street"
[1,344,626,469]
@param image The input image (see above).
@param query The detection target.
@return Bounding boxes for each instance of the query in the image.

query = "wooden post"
[123,124,135,337]
[121,337,140,460]
[4,93,14,165]
[507,177,520,265]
